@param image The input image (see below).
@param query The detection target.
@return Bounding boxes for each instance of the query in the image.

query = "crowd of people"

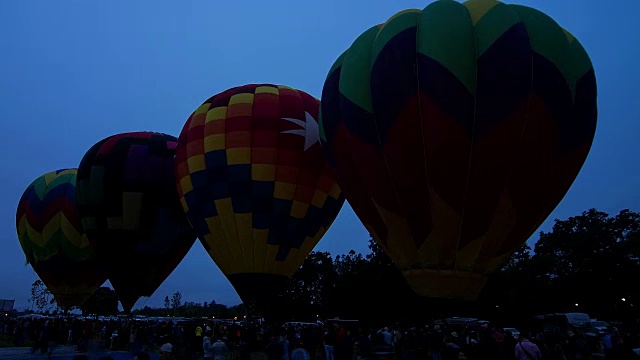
[322,323,639,360]
[1,314,639,359]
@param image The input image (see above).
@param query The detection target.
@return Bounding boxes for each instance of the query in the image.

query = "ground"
[0,346,300,360]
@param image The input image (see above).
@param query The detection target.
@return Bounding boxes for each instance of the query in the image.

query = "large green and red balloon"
[319,0,597,300]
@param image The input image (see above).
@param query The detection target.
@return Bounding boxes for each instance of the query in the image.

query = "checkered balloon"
[175,84,344,305]
[76,132,196,312]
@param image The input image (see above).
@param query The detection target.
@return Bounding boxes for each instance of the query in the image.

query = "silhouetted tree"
[530,208,640,319]
[501,243,532,273]
[171,291,182,311]
[286,251,336,319]
[132,299,246,319]
[29,280,55,313]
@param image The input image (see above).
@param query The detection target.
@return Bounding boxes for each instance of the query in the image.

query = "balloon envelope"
[175,84,344,308]
[319,0,597,300]
[76,132,196,311]
[16,169,106,307]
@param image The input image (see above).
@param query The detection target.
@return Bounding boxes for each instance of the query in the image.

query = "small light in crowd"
[495,305,499,308]
[622,298,626,302]
[575,303,579,307]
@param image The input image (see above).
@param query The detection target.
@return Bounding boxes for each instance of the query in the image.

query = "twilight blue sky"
[1,0,638,310]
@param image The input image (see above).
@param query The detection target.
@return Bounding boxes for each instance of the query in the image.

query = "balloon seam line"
[453,6,480,274]
[414,6,439,273]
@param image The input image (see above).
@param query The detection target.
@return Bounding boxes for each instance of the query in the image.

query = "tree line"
[132,292,247,319]
[269,208,640,326]
[29,208,640,327]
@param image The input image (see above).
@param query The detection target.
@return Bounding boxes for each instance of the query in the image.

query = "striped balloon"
[319,0,597,300]
[16,169,106,307]
[76,132,196,312]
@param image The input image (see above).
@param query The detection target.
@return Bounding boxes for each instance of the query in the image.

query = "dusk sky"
[1,0,639,310]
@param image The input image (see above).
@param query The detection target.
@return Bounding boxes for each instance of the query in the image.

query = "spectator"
[212,337,229,360]
[515,333,542,360]
[159,342,173,360]
[291,341,311,360]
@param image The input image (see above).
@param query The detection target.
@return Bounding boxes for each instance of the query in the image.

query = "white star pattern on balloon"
[280,111,320,151]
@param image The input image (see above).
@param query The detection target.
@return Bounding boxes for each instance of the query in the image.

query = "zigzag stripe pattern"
[16,169,90,264]
[319,0,596,300]
[16,169,106,307]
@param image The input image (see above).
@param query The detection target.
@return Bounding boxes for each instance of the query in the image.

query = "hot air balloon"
[16,169,107,308]
[319,0,597,301]
[76,132,196,312]
[175,84,344,312]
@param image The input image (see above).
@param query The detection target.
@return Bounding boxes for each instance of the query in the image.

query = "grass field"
[0,338,12,348]
[0,334,19,348]
[0,337,331,360]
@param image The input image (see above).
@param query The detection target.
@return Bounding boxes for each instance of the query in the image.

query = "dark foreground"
[0,345,157,360]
